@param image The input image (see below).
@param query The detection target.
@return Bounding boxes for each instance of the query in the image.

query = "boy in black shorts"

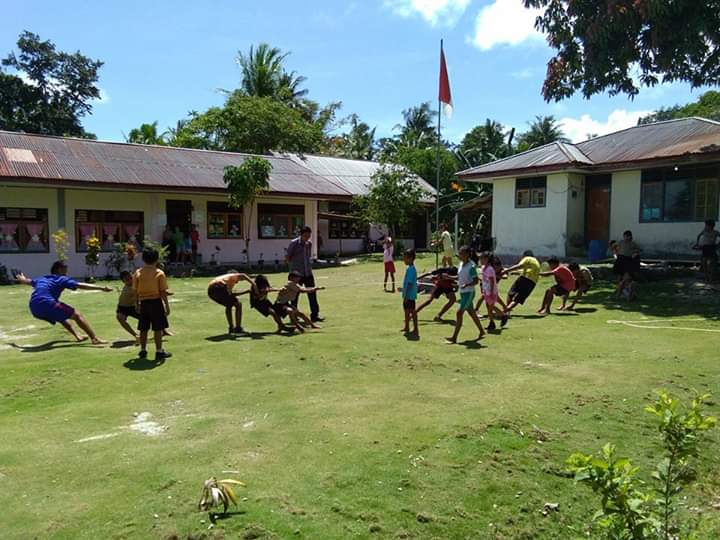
[116,270,140,342]
[416,266,457,321]
[207,271,253,334]
[132,248,171,361]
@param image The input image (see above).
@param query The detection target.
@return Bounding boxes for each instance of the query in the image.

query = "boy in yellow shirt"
[132,247,171,361]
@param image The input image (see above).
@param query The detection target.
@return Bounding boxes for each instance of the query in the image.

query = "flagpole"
[435,39,442,270]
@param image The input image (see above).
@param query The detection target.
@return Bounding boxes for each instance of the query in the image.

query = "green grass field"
[2,254,719,539]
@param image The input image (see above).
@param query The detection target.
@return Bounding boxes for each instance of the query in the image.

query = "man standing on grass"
[286,225,323,322]
[432,223,454,267]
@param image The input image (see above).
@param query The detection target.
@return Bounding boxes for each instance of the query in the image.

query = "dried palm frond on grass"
[197,477,245,514]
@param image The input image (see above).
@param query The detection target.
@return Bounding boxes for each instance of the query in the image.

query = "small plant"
[51,229,70,262]
[567,391,716,539]
[142,236,168,268]
[105,242,138,276]
[85,234,101,280]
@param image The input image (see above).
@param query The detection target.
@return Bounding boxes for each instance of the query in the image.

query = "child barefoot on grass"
[560,263,593,311]
[207,270,253,334]
[446,246,485,344]
[15,261,111,345]
[400,249,419,336]
[382,236,396,292]
[240,275,287,333]
[133,248,171,361]
[537,256,576,316]
[273,270,325,332]
[416,265,458,322]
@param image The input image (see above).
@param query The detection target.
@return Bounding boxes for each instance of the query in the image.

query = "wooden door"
[585,177,610,242]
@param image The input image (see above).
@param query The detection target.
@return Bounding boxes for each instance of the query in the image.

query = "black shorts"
[701,245,718,259]
[614,255,640,275]
[432,286,455,299]
[116,305,139,319]
[273,302,293,318]
[208,282,237,307]
[508,276,536,304]
[403,299,416,311]
[138,298,168,332]
[251,297,273,317]
[551,284,569,297]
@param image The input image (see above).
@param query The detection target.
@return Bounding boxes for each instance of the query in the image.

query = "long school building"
[0,132,435,277]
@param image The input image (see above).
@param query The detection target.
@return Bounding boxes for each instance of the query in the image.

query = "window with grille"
[0,207,49,253]
[515,177,547,208]
[75,210,144,252]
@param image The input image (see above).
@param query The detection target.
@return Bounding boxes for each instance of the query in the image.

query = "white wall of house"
[610,170,719,257]
[0,183,320,277]
[491,173,570,258]
[565,173,586,255]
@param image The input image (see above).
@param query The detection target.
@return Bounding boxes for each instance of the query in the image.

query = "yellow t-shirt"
[133,266,168,301]
[519,256,541,283]
[117,284,137,307]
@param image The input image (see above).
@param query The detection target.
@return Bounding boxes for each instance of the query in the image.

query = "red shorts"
[384,261,396,274]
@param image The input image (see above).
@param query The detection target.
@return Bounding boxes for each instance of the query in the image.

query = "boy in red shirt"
[537,256,576,315]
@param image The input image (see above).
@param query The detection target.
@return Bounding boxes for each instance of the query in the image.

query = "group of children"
[17,245,325,361]
[395,245,594,343]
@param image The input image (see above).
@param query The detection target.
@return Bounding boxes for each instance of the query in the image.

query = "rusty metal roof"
[283,153,436,200]
[458,117,720,180]
[0,131,351,197]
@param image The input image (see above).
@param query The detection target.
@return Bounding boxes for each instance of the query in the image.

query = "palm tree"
[235,43,308,106]
[457,119,510,168]
[337,114,376,160]
[125,121,166,145]
[394,102,436,147]
[517,115,569,150]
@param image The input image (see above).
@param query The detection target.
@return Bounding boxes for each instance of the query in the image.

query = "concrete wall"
[0,183,319,277]
[565,173,586,256]
[609,170,719,257]
[492,173,570,258]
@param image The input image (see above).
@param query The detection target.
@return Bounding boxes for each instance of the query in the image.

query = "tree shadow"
[9,340,80,352]
[123,356,165,371]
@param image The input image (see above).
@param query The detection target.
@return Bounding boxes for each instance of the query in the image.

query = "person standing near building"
[286,226,323,322]
[432,223,454,267]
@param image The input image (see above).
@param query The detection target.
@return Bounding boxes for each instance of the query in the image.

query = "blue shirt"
[30,275,79,304]
[402,264,418,301]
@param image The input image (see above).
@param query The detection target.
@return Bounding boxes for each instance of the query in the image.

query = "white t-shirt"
[457,260,478,293]
[383,243,394,262]
[441,230,452,253]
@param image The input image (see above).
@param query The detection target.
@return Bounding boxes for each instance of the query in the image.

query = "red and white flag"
[439,42,452,119]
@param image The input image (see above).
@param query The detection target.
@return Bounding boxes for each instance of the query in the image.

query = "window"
[640,166,719,222]
[328,219,362,239]
[75,210,143,252]
[515,177,547,208]
[207,202,243,239]
[0,207,49,253]
[257,204,304,239]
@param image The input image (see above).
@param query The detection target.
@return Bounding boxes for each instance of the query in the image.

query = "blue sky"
[2,0,711,145]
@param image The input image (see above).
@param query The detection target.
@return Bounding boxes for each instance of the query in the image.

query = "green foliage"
[567,391,717,539]
[516,115,569,151]
[354,165,424,236]
[173,95,324,154]
[0,31,102,136]
[142,235,169,268]
[126,121,167,145]
[457,119,512,168]
[524,1,720,101]
[236,42,307,105]
[638,91,720,125]
[51,229,70,262]
[333,114,376,160]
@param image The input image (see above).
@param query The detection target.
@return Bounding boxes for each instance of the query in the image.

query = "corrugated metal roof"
[458,117,720,180]
[0,131,351,197]
[284,153,437,199]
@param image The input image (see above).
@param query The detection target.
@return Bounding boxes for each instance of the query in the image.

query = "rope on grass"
[607,318,720,333]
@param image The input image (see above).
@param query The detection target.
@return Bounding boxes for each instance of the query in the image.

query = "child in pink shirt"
[479,251,501,331]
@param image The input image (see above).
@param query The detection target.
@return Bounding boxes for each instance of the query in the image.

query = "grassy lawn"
[1,254,719,539]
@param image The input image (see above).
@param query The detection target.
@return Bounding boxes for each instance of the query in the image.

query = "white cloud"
[385,0,471,27]
[470,0,544,51]
[559,109,653,143]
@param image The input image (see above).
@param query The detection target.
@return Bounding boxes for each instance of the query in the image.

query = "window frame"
[257,204,305,239]
[639,166,720,223]
[0,207,50,254]
[206,202,243,240]
[514,176,547,209]
[75,209,144,252]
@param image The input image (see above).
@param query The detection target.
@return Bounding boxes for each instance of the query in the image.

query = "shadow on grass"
[205,331,296,342]
[123,356,165,371]
[111,340,136,349]
[458,339,486,349]
[572,307,597,313]
[419,318,456,327]
[9,340,80,352]
[209,510,247,523]
[404,331,420,341]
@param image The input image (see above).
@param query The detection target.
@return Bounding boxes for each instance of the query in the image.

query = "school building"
[0,131,434,277]
[456,117,720,259]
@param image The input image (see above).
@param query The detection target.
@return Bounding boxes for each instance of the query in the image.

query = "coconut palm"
[236,43,308,107]
[394,102,436,147]
[337,114,376,160]
[125,121,166,145]
[457,119,510,168]
[517,115,569,150]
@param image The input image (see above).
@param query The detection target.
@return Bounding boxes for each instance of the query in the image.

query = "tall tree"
[517,115,569,151]
[457,119,511,168]
[126,121,167,145]
[394,102,437,149]
[236,43,307,106]
[638,91,720,125]
[335,114,376,160]
[524,0,720,101]
[0,31,103,136]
